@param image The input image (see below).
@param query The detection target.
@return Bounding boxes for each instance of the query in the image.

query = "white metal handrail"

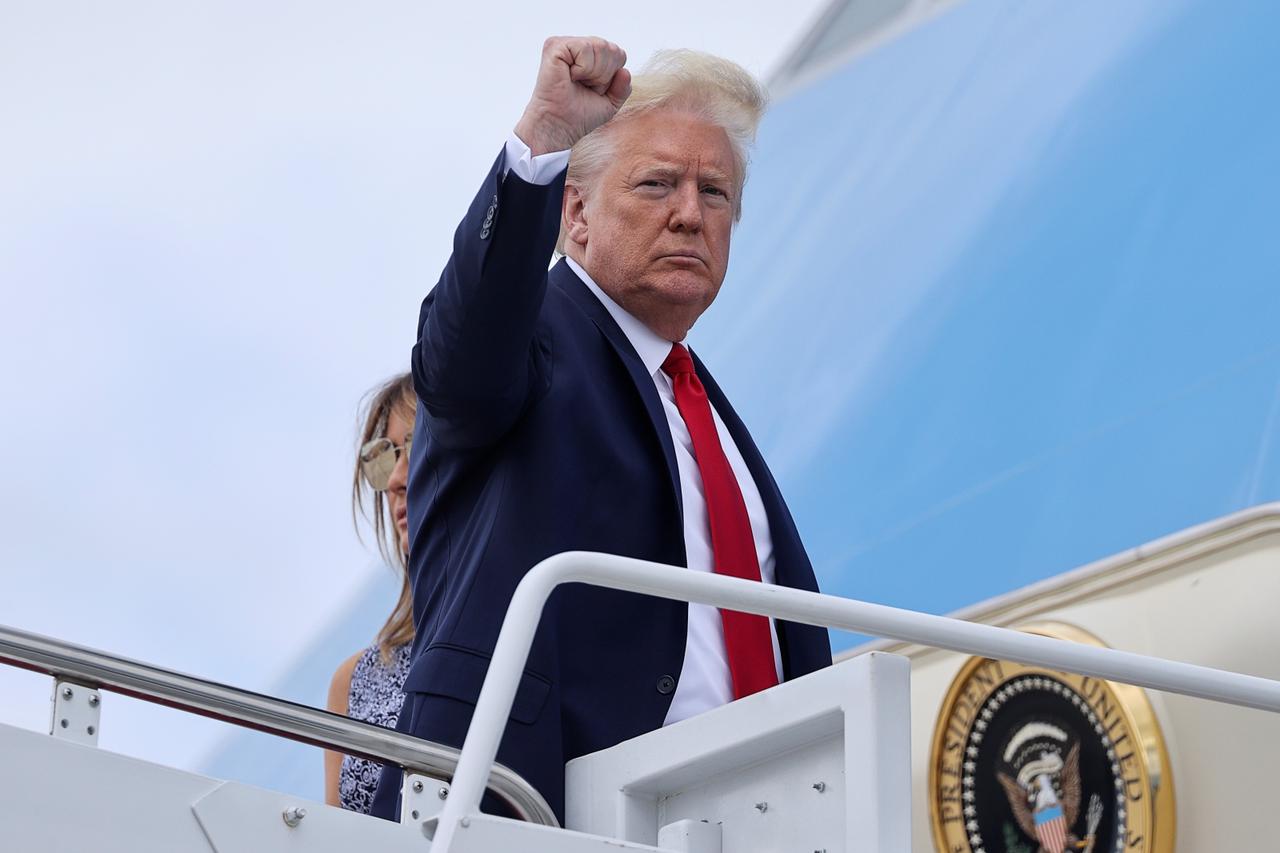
[0,623,557,826]
[434,550,1280,848]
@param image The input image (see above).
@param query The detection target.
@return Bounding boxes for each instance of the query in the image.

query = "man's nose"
[668,181,703,232]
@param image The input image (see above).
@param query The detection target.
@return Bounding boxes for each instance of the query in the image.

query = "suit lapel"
[552,261,684,516]
[692,351,778,519]
[692,349,820,680]
[691,349,810,584]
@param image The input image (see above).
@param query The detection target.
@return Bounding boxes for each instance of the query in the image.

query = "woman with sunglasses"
[324,372,416,813]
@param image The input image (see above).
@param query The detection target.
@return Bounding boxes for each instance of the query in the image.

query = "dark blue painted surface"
[696,0,1280,651]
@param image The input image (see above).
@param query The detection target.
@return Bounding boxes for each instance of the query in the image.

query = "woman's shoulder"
[326,650,365,715]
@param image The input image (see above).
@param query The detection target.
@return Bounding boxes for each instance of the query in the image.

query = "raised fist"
[514,37,631,156]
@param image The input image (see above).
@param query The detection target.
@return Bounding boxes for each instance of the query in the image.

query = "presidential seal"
[928,623,1174,853]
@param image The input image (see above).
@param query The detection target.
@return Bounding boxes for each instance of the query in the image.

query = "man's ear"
[563,183,589,248]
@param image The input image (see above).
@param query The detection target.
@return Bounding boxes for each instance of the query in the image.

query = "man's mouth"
[658,252,705,267]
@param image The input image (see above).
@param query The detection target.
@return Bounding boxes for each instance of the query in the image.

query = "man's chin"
[646,270,718,306]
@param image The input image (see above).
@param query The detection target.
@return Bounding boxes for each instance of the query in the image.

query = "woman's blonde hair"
[351,372,416,662]
[558,49,768,252]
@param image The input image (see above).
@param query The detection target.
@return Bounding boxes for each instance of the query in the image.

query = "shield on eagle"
[1033,801,1069,853]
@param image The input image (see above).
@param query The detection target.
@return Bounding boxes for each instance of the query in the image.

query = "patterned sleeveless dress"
[338,643,411,814]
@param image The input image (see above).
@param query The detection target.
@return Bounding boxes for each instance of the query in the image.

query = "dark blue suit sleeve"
[412,147,567,448]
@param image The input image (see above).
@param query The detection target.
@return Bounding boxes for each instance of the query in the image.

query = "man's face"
[569,109,738,341]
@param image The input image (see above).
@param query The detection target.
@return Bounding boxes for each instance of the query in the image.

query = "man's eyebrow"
[630,163,683,179]
[630,161,734,185]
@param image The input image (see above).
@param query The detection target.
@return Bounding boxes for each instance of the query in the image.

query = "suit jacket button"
[480,195,498,239]
[656,675,676,695]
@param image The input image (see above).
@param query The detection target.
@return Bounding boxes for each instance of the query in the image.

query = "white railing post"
[844,652,912,853]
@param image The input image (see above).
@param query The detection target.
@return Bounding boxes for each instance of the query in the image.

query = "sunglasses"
[359,433,413,491]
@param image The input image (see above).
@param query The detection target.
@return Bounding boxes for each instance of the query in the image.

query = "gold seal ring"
[928,622,1174,853]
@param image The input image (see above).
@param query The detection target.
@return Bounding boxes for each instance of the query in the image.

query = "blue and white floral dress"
[338,643,411,814]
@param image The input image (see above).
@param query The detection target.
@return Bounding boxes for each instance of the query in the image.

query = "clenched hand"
[514,37,631,156]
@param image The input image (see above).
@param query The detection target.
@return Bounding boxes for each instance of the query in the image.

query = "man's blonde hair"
[558,49,768,252]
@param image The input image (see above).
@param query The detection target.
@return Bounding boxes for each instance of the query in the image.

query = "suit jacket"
[370,147,831,823]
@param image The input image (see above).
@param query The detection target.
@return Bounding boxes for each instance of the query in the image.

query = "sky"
[0,1,830,773]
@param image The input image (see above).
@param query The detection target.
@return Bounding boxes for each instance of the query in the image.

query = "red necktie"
[662,343,779,699]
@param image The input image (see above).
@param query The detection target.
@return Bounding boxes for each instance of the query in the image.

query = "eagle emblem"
[997,740,1082,853]
[996,725,1107,853]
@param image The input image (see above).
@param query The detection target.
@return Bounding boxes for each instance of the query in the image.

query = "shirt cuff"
[504,132,571,185]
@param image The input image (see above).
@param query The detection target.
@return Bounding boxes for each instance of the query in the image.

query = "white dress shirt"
[502,134,571,184]
[502,132,783,724]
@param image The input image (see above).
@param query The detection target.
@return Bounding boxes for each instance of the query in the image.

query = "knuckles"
[541,35,625,76]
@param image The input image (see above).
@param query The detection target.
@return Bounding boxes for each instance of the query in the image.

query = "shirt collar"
[565,256,680,378]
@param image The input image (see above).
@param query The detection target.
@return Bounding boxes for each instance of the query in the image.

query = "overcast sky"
[0,1,830,775]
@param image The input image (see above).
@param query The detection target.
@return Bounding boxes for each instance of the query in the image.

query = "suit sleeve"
[412,146,566,448]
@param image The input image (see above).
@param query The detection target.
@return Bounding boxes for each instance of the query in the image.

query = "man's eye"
[640,179,667,188]
[702,185,728,197]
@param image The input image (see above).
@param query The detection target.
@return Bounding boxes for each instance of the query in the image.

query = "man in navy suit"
[371,37,832,823]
